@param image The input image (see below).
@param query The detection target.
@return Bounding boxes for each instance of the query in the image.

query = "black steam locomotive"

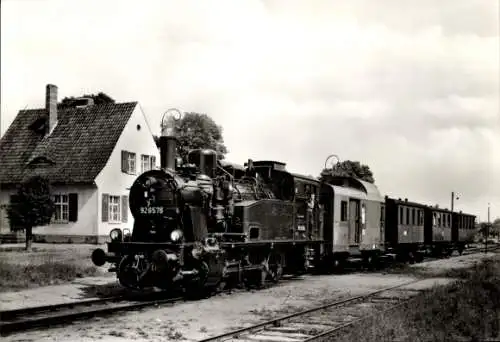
[91,112,478,294]
[91,112,322,293]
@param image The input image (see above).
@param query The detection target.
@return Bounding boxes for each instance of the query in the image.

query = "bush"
[335,259,500,342]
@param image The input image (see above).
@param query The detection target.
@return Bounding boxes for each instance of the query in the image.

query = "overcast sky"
[1,0,499,221]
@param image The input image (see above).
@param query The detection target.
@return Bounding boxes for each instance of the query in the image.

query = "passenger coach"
[424,205,453,256]
[320,176,384,269]
[384,197,426,262]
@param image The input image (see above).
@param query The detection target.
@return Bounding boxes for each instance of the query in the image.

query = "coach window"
[411,208,416,225]
[361,204,366,225]
[341,201,348,222]
[406,207,410,225]
[447,214,451,227]
[399,207,403,225]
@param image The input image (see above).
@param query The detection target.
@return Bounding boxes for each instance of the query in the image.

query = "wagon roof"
[290,172,320,185]
[324,184,368,200]
[323,176,384,202]
[386,197,428,208]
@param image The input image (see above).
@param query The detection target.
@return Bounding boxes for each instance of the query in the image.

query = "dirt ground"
[4,250,497,342]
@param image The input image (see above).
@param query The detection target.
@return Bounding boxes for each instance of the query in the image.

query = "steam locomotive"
[91,111,477,294]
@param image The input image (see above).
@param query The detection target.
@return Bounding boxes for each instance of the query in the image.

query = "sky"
[1,0,499,222]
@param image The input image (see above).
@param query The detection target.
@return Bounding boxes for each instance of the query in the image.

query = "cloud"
[1,0,499,220]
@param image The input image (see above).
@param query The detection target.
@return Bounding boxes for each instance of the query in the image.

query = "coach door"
[349,199,361,244]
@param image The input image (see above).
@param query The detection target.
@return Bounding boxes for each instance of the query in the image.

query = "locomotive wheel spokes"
[118,255,144,290]
[268,254,283,283]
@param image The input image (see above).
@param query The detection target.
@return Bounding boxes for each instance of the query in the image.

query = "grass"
[0,244,109,292]
[332,257,500,342]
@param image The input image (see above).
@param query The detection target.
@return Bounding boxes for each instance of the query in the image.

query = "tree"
[7,176,55,251]
[154,112,228,161]
[319,160,375,184]
[59,92,115,109]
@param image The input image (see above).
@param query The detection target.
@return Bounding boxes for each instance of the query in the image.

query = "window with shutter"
[121,195,128,223]
[68,193,78,222]
[102,194,109,222]
[53,194,69,223]
[109,196,121,222]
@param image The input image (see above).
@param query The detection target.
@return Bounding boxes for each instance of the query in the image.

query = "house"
[0,84,160,243]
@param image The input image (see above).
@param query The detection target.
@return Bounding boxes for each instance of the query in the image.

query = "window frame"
[108,195,121,223]
[340,201,348,222]
[122,150,136,175]
[53,194,69,223]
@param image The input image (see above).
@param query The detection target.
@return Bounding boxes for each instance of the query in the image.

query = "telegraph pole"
[485,203,491,254]
[451,192,454,212]
[488,202,491,225]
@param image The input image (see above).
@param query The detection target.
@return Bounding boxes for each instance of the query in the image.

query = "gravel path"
[4,251,497,342]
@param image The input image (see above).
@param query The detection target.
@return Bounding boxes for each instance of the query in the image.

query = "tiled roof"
[0,102,137,185]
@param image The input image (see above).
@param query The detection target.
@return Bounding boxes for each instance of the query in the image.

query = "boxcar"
[384,197,426,261]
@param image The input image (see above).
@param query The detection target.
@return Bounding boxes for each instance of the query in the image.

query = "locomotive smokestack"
[160,109,182,170]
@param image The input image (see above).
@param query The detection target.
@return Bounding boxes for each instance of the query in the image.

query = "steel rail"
[1,244,496,337]
[198,279,423,342]
[199,245,500,342]
[302,295,422,342]
[0,292,183,336]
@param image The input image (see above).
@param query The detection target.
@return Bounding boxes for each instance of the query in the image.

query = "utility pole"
[451,192,454,212]
[485,202,491,254]
[488,202,491,225]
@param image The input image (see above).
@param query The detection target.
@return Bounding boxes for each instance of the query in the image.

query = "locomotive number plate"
[139,206,164,214]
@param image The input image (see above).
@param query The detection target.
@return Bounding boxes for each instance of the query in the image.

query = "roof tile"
[0,102,137,185]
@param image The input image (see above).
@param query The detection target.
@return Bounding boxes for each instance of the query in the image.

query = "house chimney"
[45,84,58,135]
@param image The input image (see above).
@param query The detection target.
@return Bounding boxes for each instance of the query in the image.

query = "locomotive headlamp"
[170,229,183,242]
[110,228,122,242]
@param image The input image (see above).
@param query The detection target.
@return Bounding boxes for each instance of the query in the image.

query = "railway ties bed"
[0,292,183,336]
[198,280,431,342]
[0,274,302,337]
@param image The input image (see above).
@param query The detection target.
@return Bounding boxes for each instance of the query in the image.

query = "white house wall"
[0,185,98,243]
[95,104,160,238]
[33,185,98,241]
[0,191,12,234]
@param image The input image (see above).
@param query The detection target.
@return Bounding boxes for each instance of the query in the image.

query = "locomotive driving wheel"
[117,254,149,290]
[267,253,284,283]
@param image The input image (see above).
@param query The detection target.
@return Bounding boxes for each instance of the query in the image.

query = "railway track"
[0,291,183,336]
[197,279,433,342]
[199,245,500,342]
[0,274,301,336]
[1,244,496,337]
